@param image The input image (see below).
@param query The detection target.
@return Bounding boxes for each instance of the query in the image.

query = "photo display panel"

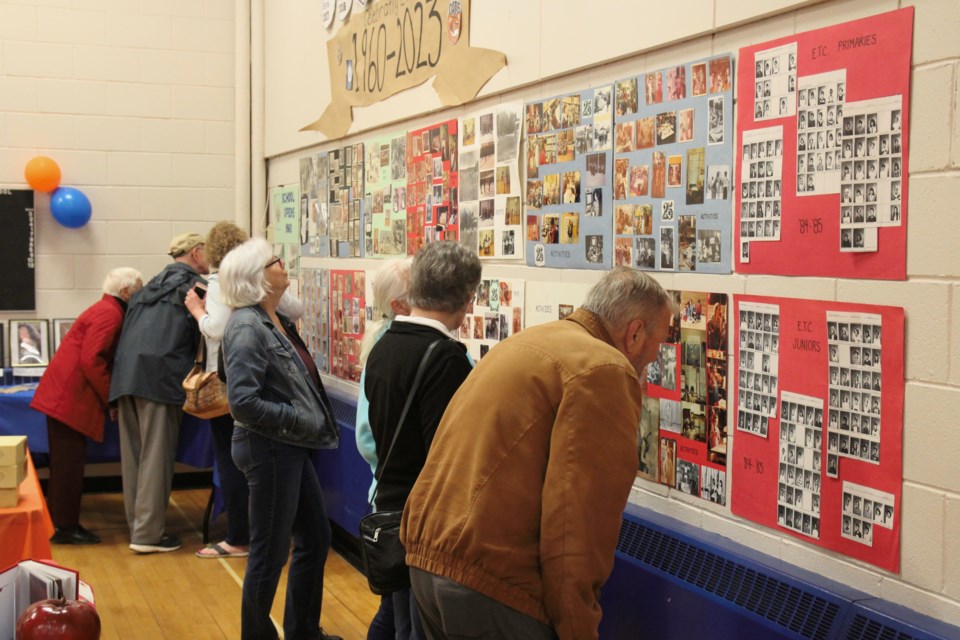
[735,8,912,279]
[326,143,365,257]
[458,101,524,260]
[457,278,525,362]
[362,131,408,258]
[638,291,729,506]
[405,119,459,255]
[524,86,613,269]
[270,185,301,278]
[300,267,330,374]
[611,55,734,273]
[299,153,330,258]
[329,269,367,382]
[731,295,904,572]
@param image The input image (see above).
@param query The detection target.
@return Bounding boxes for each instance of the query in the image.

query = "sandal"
[195,542,249,558]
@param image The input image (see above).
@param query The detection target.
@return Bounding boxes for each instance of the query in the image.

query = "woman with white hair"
[31,266,143,545]
[219,237,341,640]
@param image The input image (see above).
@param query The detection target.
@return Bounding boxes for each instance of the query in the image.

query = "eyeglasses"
[265,256,284,270]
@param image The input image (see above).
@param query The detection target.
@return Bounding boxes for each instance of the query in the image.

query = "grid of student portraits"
[330,269,366,382]
[753,43,797,121]
[841,481,895,547]
[327,143,365,257]
[738,126,784,262]
[736,302,780,438]
[610,55,734,274]
[839,95,903,253]
[362,131,408,258]
[460,102,524,261]
[524,85,613,269]
[825,312,883,476]
[300,268,331,374]
[777,392,824,540]
[797,70,845,196]
[406,119,460,255]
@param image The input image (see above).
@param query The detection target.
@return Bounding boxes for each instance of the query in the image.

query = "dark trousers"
[45,416,88,529]
[209,413,249,546]
[366,595,395,640]
[232,428,331,640]
[410,568,557,640]
[392,587,424,640]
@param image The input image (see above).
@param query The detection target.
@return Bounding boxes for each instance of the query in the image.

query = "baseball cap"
[168,233,204,258]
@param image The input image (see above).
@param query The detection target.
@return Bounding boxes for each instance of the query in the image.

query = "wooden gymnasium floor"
[50,488,379,639]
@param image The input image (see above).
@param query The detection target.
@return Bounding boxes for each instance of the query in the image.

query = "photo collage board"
[299,267,331,374]
[612,55,734,273]
[639,291,729,505]
[329,269,367,382]
[405,119,460,255]
[299,153,330,258]
[362,131,408,258]
[524,85,613,269]
[731,295,904,572]
[458,101,524,261]
[327,143,365,257]
[735,8,912,279]
[458,278,525,362]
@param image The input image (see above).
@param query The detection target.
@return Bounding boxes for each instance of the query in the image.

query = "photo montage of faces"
[362,132,408,258]
[405,119,459,255]
[841,481,895,547]
[825,312,883,477]
[327,143,365,257]
[737,301,780,438]
[458,278,525,361]
[299,152,330,258]
[797,70,845,196]
[777,392,824,540]
[611,55,734,275]
[300,267,330,374]
[329,269,366,382]
[460,101,524,261]
[739,126,784,262]
[524,85,613,269]
[839,95,903,253]
[753,42,797,121]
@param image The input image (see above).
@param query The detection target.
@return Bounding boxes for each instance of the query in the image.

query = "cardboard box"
[0,458,27,489]
[0,436,26,467]
[0,487,18,508]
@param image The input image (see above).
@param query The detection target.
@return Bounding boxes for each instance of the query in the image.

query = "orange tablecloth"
[0,450,53,568]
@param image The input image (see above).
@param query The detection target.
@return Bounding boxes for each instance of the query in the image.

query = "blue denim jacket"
[222,304,339,449]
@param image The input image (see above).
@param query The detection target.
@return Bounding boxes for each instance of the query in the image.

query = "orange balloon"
[24,156,62,192]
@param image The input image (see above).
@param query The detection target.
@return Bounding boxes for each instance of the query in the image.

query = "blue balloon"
[50,186,92,228]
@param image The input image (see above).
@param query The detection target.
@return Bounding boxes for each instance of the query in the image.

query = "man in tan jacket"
[401,267,675,640]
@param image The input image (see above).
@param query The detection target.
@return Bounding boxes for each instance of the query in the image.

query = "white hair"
[219,237,273,309]
[359,258,412,364]
[102,267,142,296]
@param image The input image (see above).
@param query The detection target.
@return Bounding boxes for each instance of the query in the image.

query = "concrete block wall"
[263,0,960,628]
[0,0,236,322]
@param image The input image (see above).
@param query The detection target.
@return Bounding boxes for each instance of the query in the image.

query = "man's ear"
[625,317,646,351]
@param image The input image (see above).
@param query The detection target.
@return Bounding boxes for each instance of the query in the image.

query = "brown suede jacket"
[401,308,644,640]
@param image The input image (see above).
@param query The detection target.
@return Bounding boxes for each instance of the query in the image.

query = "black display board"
[0,190,36,311]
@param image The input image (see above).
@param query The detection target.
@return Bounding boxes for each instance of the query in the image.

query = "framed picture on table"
[9,320,49,367]
[52,318,75,353]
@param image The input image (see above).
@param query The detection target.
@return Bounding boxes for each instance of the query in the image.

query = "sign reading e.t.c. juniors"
[303,0,506,139]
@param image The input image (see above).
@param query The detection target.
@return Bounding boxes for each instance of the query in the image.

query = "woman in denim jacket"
[219,237,341,640]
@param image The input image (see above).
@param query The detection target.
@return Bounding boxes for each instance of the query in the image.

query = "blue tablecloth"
[0,386,214,468]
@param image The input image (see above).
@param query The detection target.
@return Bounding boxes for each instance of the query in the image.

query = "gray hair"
[219,237,273,309]
[102,267,142,296]
[408,241,482,312]
[359,258,413,364]
[581,267,674,332]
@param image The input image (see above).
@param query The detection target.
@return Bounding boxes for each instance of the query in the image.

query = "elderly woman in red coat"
[30,267,143,545]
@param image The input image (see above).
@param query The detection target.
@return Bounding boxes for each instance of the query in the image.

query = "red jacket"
[30,294,125,441]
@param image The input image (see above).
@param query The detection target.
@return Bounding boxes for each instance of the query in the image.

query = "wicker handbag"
[182,340,230,419]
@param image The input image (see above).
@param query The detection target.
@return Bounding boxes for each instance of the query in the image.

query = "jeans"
[232,428,331,640]
[210,413,249,546]
[366,595,394,640]
[392,587,424,640]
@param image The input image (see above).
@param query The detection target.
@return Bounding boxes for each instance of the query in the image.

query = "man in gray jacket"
[109,233,209,553]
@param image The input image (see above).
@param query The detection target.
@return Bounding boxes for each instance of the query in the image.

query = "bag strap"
[368,338,442,510]
[194,336,207,366]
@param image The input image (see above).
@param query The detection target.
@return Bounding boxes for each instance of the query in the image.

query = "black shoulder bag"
[359,339,441,595]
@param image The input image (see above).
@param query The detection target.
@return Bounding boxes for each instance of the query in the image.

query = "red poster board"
[731,295,903,573]
[735,8,912,279]
[329,269,366,382]
[406,119,459,255]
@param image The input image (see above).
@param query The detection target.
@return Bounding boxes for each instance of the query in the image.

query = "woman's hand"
[185,287,206,322]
